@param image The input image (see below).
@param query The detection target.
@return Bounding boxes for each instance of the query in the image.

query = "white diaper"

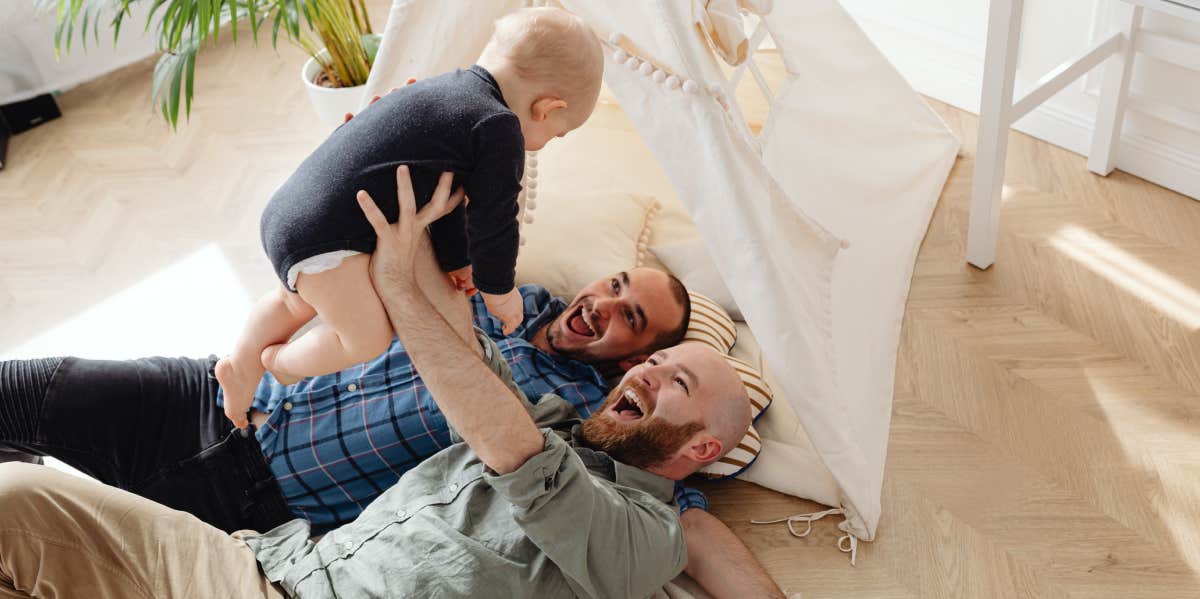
[286,250,362,290]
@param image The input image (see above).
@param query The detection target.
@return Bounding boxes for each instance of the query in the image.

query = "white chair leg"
[967,0,1024,270]
[1088,3,1142,176]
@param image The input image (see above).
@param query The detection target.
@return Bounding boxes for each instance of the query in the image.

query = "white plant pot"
[302,51,367,127]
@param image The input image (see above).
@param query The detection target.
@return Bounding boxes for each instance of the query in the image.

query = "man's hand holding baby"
[357,167,464,295]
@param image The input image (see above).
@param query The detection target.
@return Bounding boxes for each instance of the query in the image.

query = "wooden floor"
[3,6,1199,598]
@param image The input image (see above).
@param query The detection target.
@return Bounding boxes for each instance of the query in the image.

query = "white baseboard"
[843,5,1200,200]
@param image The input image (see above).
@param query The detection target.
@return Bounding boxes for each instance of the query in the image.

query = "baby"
[216,7,604,427]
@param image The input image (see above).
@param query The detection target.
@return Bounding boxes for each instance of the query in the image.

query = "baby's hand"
[447,266,477,296]
[481,288,524,335]
[214,356,257,429]
[222,394,253,429]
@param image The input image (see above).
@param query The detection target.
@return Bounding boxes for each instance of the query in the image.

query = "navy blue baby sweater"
[260,65,524,294]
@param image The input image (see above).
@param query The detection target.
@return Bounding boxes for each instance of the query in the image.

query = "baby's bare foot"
[215,357,258,427]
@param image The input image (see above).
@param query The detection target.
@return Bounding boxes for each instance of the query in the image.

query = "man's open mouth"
[565,303,599,338]
[610,387,649,421]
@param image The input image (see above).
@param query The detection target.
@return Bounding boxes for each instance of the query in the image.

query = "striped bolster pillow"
[696,422,763,480]
[695,355,772,479]
[683,292,736,353]
[725,354,772,420]
[682,293,773,480]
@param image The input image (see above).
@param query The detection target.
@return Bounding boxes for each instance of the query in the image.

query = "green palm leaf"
[47,0,376,128]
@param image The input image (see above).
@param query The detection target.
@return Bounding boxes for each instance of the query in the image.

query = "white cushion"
[731,324,841,508]
[652,239,742,320]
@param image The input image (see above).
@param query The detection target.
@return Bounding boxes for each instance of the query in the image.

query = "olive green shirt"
[242,332,687,598]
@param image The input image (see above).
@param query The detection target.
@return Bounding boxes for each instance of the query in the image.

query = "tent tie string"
[839,532,859,566]
[750,508,859,566]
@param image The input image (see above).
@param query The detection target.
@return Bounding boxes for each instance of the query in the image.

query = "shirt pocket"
[300,369,391,402]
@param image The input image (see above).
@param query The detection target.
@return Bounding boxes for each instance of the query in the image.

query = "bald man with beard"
[583,344,752,475]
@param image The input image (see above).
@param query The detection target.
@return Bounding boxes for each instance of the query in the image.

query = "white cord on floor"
[751,507,859,566]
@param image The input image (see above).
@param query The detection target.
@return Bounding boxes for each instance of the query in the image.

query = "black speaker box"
[0,111,10,170]
[1,94,62,135]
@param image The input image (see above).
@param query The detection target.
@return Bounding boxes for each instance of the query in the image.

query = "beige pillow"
[514,190,659,301]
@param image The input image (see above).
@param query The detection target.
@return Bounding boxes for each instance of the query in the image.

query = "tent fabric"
[758,1,961,542]
[694,0,751,66]
[365,0,959,551]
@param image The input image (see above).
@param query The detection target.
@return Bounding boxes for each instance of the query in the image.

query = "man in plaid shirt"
[0,268,693,533]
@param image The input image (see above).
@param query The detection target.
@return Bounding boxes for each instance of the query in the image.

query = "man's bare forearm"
[682,509,785,599]
[376,278,543,474]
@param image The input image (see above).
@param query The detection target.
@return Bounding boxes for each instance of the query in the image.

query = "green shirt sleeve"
[483,432,688,599]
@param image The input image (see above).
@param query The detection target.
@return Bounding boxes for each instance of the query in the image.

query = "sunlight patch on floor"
[1050,226,1200,331]
[1002,184,1018,203]
[0,244,254,361]
[1085,375,1200,577]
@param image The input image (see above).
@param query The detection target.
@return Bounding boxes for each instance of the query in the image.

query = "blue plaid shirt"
[219,284,706,533]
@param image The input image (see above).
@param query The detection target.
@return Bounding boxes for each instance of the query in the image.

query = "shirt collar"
[483,286,608,392]
[520,298,602,368]
[521,296,567,342]
[567,425,676,504]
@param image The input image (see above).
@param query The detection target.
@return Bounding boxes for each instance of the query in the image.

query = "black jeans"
[0,356,291,534]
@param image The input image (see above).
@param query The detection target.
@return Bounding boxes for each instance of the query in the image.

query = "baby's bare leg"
[263,229,477,382]
[263,254,395,381]
[216,283,316,426]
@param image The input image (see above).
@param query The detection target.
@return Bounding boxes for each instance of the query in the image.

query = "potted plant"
[43,0,381,128]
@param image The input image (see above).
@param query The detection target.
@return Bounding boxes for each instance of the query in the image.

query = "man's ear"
[616,353,649,373]
[685,435,723,464]
[530,96,568,121]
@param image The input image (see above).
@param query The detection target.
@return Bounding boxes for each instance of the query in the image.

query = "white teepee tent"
[364,0,959,559]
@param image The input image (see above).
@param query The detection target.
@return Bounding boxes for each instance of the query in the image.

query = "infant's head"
[479,7,604,151]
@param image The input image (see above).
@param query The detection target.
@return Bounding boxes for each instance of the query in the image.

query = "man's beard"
[544,313,579,356]
[580,383,705,470]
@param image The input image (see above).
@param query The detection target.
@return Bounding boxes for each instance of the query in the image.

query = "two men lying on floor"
[0,169,782,597]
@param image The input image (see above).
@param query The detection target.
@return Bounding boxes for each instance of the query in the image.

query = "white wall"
[840,0,1200,200]
[0,3,158,105]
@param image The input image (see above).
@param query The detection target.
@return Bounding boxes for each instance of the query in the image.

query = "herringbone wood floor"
[3,5,1199,597]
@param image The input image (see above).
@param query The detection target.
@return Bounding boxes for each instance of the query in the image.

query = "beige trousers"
[0,463,285,599]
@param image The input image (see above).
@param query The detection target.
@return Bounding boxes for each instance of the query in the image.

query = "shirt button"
[282,402,293,411]
[448,482,460,493]
[347,383,357,392]
[342,542,354,553]
[397,509,409,519]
